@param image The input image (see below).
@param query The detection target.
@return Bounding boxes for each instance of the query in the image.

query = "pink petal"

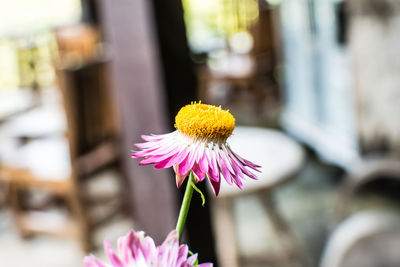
[178,149,196,176]
[241,166,258,180]
[216,153,233,185]
[141,236,157,260]
[141,134,162,142]
[198,152,209,174]
[164,146,189,169]
[208,169,219,183]
[139,155,163,165]
[117,230,156,264]
[186,254,198,265]
[206,152,220,183]
[208,174,221,196]
[219,147,235,174]
[144,140,177,157]
[232,174,244,189]
[154,156,174,169]
[161,230,179,246]
[174,164,188,188]
[194,144,205,163]
[83,256,106,267]
[117,231,134,264]
[104,240,123,267]
[176,245,189,266]
[131,148,158,158]
[228,147,261,172]
[225,148,259,180]
[230,154,258,180]
[227,153,245,181]
[140,146,180,166]
[192,163,205,182]
[158,230,180,265]
[134,141,159,149]
[207,148,220,178]
[141,132,174,142]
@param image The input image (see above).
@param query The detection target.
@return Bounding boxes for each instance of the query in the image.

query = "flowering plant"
[85,102,260,266]
[132,102,260,195]
[84,230,211,267]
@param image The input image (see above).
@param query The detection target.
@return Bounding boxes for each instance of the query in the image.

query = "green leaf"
[190,181,206,207]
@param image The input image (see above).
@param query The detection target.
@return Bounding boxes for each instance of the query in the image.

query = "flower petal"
[216,151,233,185]
[165,146,190,168]
[192,163,205,182]
[219,145,235,174]
[207,148,220,178]
[198,151,209,174]
[131,148,158,158]
[140,146,181,167]
[178,149,196,176]
[228,146,261,172]
[134,141,158,149]
[208,174,221,196]
[83,256,106,267]
[104,240,124,267]
[174,164,188,188]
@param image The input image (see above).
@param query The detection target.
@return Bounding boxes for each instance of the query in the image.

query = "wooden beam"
[97,0,177,243]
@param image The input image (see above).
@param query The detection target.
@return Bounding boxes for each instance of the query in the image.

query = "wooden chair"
[1,58,124,252]
[320,211,400,267]
[320,159,400,267]
[336,159,400,220]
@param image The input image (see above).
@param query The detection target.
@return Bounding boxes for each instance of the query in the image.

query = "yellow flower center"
[175,102,235,141]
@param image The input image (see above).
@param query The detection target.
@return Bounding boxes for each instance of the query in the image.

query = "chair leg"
[211,197,240,267]
[67,191,92,252]
[0,180,10,208]
[260,191,311,267]
[9,184,32,238]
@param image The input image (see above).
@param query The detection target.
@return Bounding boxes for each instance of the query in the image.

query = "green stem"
[176,171,195,241]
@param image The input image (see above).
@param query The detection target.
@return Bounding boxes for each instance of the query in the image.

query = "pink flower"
[131,102,261,195]
[84,230,212,267]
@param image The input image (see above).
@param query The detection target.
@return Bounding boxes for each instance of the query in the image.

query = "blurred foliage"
[0,32,58,90]
[0,41,19,89]
[0,0,80,90]
[182,0,259,53]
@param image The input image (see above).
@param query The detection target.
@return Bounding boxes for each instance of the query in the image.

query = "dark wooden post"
[97,0,177,243]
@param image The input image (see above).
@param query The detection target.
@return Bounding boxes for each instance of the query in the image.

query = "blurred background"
[1,0,400,266]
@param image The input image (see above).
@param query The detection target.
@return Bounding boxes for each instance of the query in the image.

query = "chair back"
[57,59,118,161]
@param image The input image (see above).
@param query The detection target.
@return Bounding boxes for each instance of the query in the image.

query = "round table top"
[215,126,305,198]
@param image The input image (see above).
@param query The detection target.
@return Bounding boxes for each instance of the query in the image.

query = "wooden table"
[211,126,307,267]
[0,89,36,123]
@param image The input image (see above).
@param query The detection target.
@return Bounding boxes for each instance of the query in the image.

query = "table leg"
[261,191,311,267]
[211,197,240,267]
